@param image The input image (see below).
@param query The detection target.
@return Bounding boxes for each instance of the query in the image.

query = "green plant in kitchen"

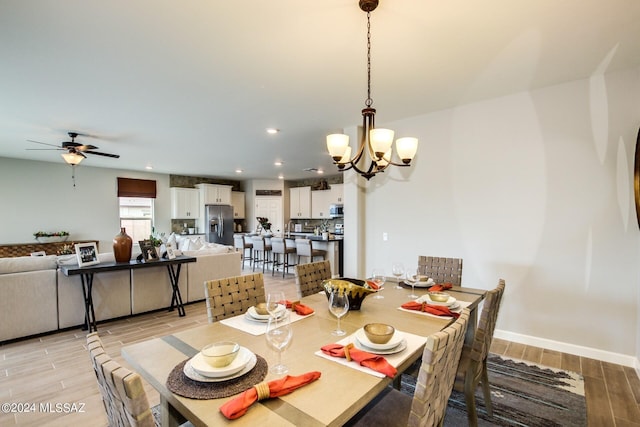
[256,217,272,231]
[34,231,70,237]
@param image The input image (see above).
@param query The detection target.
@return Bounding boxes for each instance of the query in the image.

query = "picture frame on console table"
[139,240,159,262]
[75,242,99,267]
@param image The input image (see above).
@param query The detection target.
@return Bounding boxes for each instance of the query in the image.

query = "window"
[119,197,154,243]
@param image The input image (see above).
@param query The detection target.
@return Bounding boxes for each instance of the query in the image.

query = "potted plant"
[34,231,70,243]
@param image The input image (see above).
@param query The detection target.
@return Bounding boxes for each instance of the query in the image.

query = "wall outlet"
[382,232,388,241]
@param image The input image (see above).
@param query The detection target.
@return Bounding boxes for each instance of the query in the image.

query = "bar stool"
[251,235,273,273]
[234,234,253,270]
[271,237,297,277]
[295,238,326,264]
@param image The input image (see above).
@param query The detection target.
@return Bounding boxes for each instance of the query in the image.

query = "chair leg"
[480,359,493,416]
[464,369,479,427]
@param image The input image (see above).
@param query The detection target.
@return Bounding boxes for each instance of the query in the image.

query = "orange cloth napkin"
[366,280,380,290]
[281,300,314,315]
[401,301,460,318]
[219,371,322,419]
[320,343,397,378]
[428,283,453,292]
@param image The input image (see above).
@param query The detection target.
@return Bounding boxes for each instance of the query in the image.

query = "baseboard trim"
[494,329,639,368]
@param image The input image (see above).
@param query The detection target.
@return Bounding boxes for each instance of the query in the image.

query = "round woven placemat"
[166,355,268,399]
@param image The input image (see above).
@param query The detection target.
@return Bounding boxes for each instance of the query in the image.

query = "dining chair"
[251,236,273,273]
[87,332,196,427]
[345,308,470,427]
[417,256,463,286]
[233,233,252,270]
[295,238,326,264]
[294,259,332,298]
[270,237,297,277]
[452,278,506,426]
[204,273,265,322]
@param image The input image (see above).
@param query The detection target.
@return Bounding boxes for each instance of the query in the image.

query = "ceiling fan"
[27,131,120,165]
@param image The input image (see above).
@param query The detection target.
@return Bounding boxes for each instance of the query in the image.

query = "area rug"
[400,354,586,426]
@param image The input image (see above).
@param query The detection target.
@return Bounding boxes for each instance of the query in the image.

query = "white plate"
[354,328,405,351]
[354,338,407,355]
[183,352,257,383]
[247,304,285,320]
[404,278,435,288]
[189,346,253,378]
[416,295,457,307]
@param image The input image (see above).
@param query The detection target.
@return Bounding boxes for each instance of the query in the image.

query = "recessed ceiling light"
[317,170,324,174]
[278,174,284,180]
[145,164,153,170]
[235,169,243,174]
[274,161,283,166]
[266,128,279,134]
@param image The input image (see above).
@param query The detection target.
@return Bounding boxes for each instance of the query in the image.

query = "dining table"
[121,280,486,427]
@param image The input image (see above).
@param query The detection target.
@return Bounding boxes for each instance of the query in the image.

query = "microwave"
[329,204,343,218]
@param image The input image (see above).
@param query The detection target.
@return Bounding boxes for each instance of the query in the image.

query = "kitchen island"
[307,234,343,276]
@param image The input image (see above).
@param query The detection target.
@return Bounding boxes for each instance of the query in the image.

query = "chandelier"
[326,0,418,180]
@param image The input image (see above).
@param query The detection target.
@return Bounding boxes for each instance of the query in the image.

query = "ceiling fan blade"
[27,139,61,148]
[26,148,63,151]
[84,150,120,159]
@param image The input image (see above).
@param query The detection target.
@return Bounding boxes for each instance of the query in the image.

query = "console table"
[60,255,196,332]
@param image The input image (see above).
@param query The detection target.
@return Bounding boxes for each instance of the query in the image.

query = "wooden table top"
[121,283,485,427]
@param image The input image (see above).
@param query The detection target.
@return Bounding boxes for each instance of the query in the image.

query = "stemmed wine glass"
[405,267,419,299]
[371,269,386,299]
[266,291,286,319]
[391,262,405,289]
[265,311,293,374]
[328,289,349,336]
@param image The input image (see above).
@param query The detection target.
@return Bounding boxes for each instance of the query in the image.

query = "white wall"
[0,159,171,250]
[344,67,640,366]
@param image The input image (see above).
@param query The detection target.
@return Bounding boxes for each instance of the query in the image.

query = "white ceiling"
[1,0,639,180]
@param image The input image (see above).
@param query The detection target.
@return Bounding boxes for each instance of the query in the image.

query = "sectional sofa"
[0,244,241,342]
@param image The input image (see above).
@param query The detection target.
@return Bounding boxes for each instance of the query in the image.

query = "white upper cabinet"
[311,189,331,219]
[231,191,245,219]
[289,186,311,218]
[170,188,200,219]
[330,184,344,204]
[196,183,232,205]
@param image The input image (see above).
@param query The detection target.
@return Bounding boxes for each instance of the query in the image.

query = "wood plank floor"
[1,273,638,426]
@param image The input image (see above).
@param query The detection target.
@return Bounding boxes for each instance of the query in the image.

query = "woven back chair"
[345,309,470,427]
[417,256,463,286]
[204,273,265,322]
[87,332,155,427]
[294,260,332,298]
[453,279,506,426]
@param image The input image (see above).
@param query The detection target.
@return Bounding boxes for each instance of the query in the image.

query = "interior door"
[255,196,283,234]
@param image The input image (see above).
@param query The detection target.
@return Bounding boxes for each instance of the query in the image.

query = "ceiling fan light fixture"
[61,152,84,165]
[326,0,419,180]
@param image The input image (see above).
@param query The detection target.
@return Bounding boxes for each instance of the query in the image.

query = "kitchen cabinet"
[311,189,331,219]
[231,191,245,219]
[289,186,311,218]
[330,184,344,204]
[170,188,199,219]
[196,183,232,205]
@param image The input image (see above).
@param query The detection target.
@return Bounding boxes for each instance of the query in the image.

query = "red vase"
[113,227,133,262]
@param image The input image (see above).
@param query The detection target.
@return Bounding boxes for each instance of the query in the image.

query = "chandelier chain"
[366,11,372,107]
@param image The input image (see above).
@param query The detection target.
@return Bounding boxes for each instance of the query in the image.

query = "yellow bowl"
[201,342,240,368]
[428,291,449,302]
[254,302,269,316]
[323,278,377,311]
[364,323,395,344]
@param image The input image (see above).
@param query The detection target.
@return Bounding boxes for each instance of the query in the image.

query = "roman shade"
[117,178,156,198]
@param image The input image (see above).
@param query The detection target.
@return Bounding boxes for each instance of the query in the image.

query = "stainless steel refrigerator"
[205,205,234,245]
